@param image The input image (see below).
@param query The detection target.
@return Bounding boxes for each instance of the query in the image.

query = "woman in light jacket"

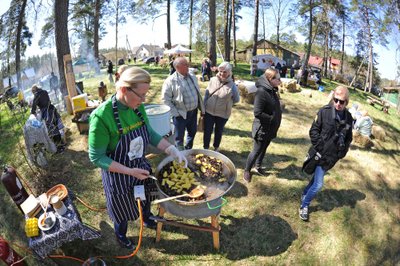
[203,62,240,151]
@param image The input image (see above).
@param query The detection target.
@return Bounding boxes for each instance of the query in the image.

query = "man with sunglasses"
[299,86,353,221]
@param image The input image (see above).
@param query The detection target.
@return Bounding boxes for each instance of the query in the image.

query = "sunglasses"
[127,87,146,101]
[333,98,346,105]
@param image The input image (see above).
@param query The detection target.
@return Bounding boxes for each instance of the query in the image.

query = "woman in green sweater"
[88,67,186,250]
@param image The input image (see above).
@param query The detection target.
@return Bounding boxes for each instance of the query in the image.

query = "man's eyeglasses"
[333,97,346,105]
[127,87,146,101]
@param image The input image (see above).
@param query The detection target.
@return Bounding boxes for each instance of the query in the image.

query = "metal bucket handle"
[207,197,227,210]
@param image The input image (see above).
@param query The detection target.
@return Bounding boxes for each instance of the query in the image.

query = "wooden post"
[155,206,165,243]
[64,95,73,115]
[63,54,77,99]
[211,215,220,250]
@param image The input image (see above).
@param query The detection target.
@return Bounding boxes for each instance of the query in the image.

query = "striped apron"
[101,97,152,223]
[41,105,64,138]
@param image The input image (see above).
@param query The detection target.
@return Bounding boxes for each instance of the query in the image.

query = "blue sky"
[1,1,398,81]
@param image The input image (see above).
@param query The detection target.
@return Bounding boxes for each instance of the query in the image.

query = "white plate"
[38,212,57,231]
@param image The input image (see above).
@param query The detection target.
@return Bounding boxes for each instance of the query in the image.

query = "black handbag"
[302,146,322,175]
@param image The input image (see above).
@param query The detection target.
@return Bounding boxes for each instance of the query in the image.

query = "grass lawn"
[0,62,399,265]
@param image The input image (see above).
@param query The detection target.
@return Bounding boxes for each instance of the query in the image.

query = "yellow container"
[25,217,39,237]
[71,94,88,113]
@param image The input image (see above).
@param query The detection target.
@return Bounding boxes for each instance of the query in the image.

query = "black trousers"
[245,138,272,171]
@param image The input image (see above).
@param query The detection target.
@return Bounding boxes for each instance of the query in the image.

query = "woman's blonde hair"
[332,85,350,102]
[116,67,151,90]
[264,68,279,81]
[117,64,129,75]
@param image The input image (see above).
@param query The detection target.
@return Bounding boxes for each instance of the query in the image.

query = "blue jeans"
[301,165,326,208]
[203,112,228,150]
[173,109,198,150]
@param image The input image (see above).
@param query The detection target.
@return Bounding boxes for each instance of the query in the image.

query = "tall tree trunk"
[189,0,193,62]
[368,44,373,92]
[276,0,281,49]
[94,0,100,61]
[224,0,230,61]
[302,0,313,73]
[340,14,345,74]
[364,6,373,93]
[55,0,71,97]
[115,0,119,68]
[262,6,266,54]
[364,55,370,92]
[7,37,12,87]
[15,0,27,91]
[323,31,329,77]
[329,31,333,80]
[228,3,232,60]
[323,7,329,77]
[209,0,216,66]
[252,0,259,57]
[349,58,364,88]
[167,0,171,49]
[232,0,237,67]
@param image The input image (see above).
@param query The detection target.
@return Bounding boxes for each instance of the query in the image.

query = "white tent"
[163,44,193,55]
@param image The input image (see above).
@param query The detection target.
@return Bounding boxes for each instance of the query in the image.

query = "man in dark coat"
[299,86,353,221]
[49,72,59,98]
[243,68,282,183]
[107,60,114,83]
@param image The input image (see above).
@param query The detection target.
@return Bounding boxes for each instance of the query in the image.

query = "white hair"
[218,61,232,72]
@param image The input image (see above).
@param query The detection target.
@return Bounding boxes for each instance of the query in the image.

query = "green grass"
[0,64,399,265]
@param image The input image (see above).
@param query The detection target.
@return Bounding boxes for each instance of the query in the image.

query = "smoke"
[75,37,101,78]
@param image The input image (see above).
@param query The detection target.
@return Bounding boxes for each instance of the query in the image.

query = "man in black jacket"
[299,86,353,221]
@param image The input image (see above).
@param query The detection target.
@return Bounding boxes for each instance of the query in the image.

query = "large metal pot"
[154,149,236,219]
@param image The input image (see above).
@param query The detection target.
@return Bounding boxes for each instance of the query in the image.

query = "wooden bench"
[366,96,390,113]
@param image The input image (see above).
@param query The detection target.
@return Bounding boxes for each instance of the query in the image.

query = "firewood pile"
[372,125,386,141]
[238,83,255,104]
[353,131,373,148]
[279,79,301,93]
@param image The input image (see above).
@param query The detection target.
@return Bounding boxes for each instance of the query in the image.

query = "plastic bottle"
[1,166,29,214]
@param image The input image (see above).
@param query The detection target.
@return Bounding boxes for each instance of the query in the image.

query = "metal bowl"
[154,149,237,218]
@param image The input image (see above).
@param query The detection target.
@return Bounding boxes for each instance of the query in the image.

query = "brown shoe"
[243,171,252,183]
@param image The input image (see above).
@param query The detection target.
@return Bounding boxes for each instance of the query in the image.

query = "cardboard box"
[74,121,89,134]
[72,110,91,135]
[21,194,41,218]
[71,94,88,113]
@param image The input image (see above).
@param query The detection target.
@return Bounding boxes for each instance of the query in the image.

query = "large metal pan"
[154,149,236,219]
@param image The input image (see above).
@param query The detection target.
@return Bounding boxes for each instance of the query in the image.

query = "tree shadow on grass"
[274,136,310,146]
[227,181,248,198]
[352,145,400,166]
[151,214,297,259]
[223,127,251,138]
[274,163,308,181]
[31,148,99,200]
[311,189,366,213]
